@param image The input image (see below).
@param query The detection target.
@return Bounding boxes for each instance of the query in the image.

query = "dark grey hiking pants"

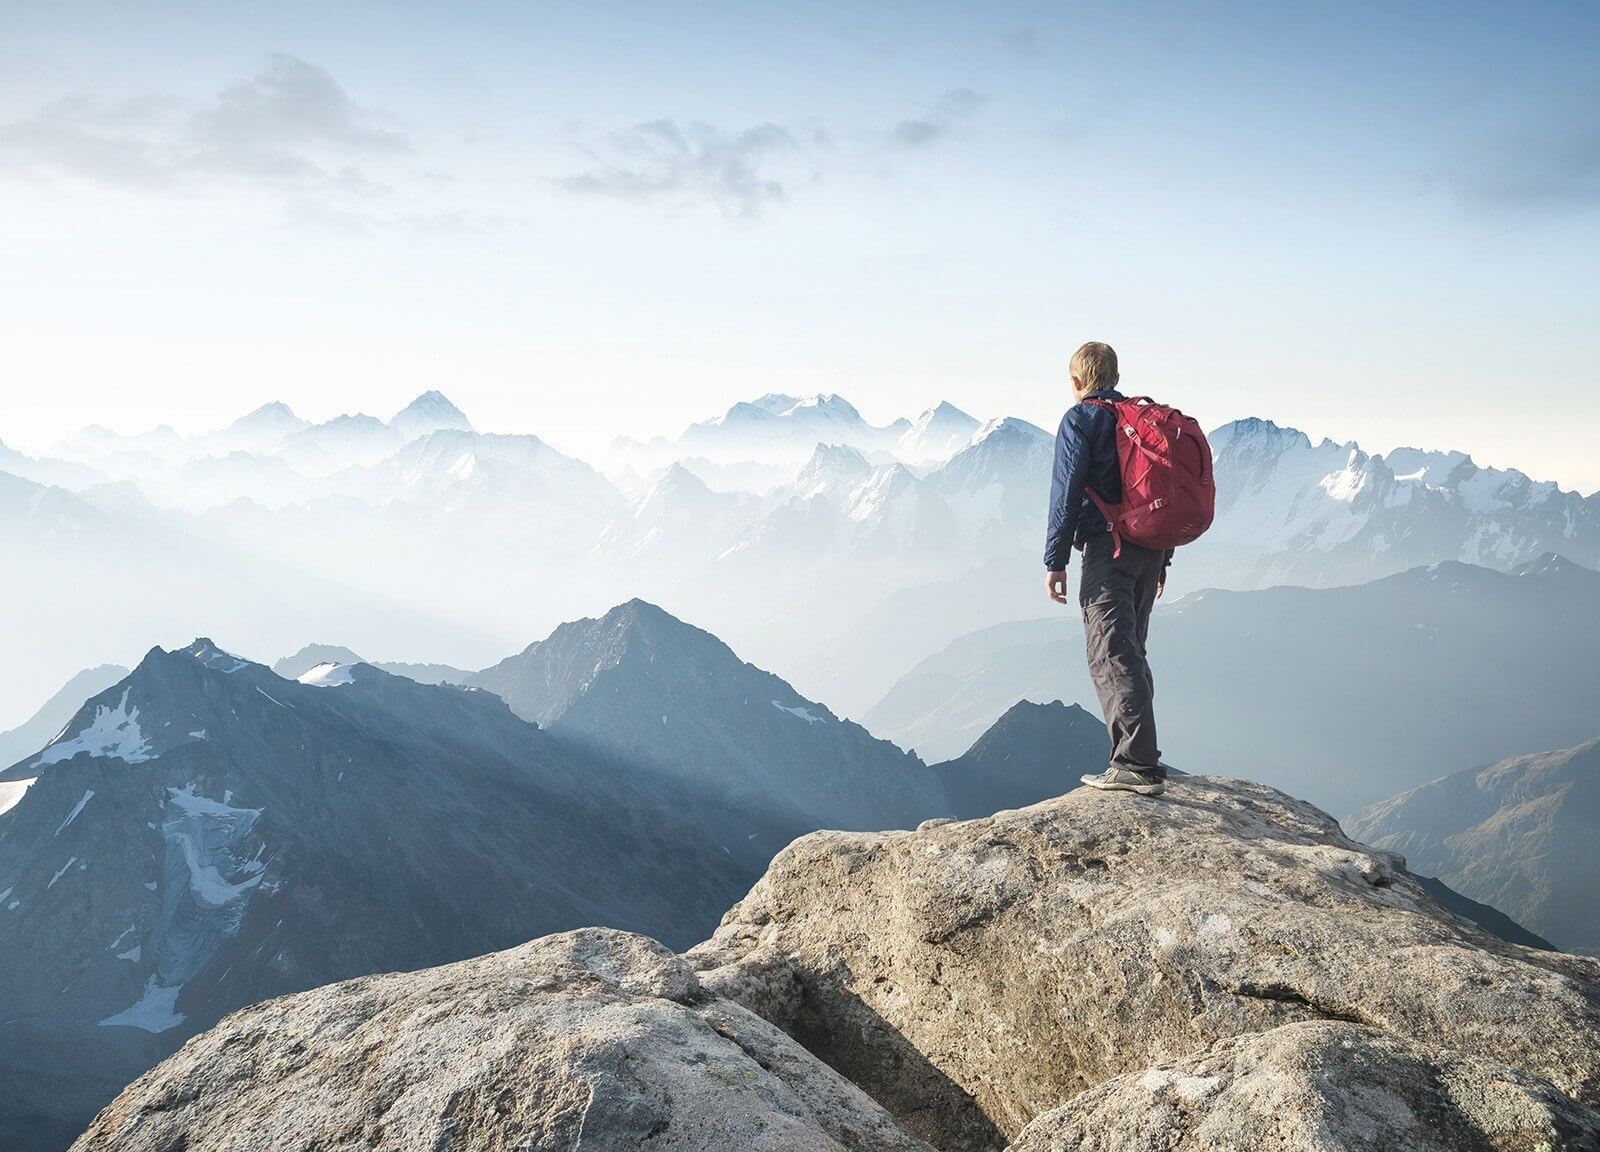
[1079,533,1167,772]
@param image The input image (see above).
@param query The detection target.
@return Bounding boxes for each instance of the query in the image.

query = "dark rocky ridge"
[472,599,945,868]
[931,699,1108,819]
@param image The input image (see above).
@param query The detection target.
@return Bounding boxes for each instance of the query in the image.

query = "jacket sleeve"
[1043,407,1089,570]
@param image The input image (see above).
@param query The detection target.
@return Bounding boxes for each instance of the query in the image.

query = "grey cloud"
[890,117,948,149]
[555,119,802,218]
[886,88,987,151]
[0,54,410,195]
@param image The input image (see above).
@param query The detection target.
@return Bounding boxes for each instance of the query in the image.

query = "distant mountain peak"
[471,603,935,837]
[1513,551,1594,580]
[273,644,366,680]
[898,402,981,461]
[1208,415,1320,450]
[969,416,1047,446]
[788,393,862,419]
[749,393,800,415]
[914,400,973,424]
[930,697,1110,820]
[229,401,301,427]
[390,391,474,440]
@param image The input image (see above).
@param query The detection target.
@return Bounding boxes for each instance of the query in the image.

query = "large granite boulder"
[75,774,1600,1152]
[690,775,1600,1149]
[73,929,931,1152]
[1013,1021,1600,1151]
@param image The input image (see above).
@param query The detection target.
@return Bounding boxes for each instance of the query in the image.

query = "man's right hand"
[1046,570,1069,604]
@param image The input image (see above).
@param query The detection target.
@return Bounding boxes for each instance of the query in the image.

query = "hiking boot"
[1080,767,1166,796]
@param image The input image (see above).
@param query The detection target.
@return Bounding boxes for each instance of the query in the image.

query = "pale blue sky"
[2,1,1597,488]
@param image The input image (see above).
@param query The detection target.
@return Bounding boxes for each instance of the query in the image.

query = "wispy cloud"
[0,54,410,196]
[556,90,986,219]
[555,119,811,218]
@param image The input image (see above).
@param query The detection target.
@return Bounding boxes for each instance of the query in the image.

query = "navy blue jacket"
[1043,389,1123,570]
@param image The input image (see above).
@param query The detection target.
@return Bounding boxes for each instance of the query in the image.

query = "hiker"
[1043,341,1214,797]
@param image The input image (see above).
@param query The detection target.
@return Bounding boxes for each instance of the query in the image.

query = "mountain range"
[0,638,746,1146]
[1348,736,1600,955]
[1,600,1120,1148]
[11,388,1597,734]
[3,586,1572,1148]
[865,553,1600,815]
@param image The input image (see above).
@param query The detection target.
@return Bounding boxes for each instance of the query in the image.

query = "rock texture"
[691,774,1600,1149]
[1349,736,1600,955]
[75,773,1600,1152]
[1013,1021,1600,1152]
[74,929,931,1152]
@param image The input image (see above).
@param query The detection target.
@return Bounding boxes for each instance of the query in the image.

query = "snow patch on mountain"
[296,662,357,688]
[164,787,266,909]
[55,789,95,835]
[771,700,826,724]
[0,777,36,817]
[32,689,152,767]
[98,977,184,1034]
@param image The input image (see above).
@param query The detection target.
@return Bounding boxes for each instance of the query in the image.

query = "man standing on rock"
[1044,342,1172,797]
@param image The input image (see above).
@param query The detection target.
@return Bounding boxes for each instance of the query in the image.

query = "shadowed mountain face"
[1348,737,1600,955]
[866,555,1600,815]
[0,641,750,1148]
[471,600,944,866]
[1411,876,1554,951]
[930,700,1109,820]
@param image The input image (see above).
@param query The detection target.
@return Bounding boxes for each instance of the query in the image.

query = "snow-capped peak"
[784,393,863,421]
[390,391,474,441]
[749,393,801,415]
[296,662,357,688]
[898,401,980,461]
[226,402,302,431]
[965,416,1051,451]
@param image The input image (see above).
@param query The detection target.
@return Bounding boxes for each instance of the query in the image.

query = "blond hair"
[1070,341,1119,396]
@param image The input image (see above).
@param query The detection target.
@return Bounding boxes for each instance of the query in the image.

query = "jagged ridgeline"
[74,776,1600,1151]
[5,609,1086,1148]
[3,604,1593,1149]
[0,637,754,1148]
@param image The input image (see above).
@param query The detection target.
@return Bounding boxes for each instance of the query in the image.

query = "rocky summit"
[75,775,1600,1152]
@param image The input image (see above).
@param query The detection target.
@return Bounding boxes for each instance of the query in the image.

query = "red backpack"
[1083,396,1215,557]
